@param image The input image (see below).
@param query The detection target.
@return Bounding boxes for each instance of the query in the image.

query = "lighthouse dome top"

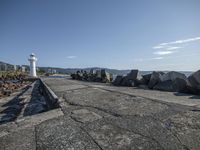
[30,53,35,57]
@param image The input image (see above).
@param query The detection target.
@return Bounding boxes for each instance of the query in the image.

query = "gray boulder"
[154,78,187,92]
[89,69,96,75]
[142,74,152,85]
[121,70,140,86]
[161,71,187,82]
[113,75,123,86]
[101,69,112,83]
[127,70,139,80]
[188,70,200,94]
[148,71,164,89]
[96,70,101,78]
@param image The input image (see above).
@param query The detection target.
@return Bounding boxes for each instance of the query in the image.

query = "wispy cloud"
[152,36,200,57]
[133,57,164,62]
[159,37,200,46]
[166,46,181,50]
[151,57,163,60]
[67,55,77,59]
[153,36,200,49]
[153,50,177,55]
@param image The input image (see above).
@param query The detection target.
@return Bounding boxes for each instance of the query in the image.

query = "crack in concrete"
[69,116,103,150]
[151,116,191,150]
[64,95,167,150]
[34,126,38,150]
[63,95,122,118]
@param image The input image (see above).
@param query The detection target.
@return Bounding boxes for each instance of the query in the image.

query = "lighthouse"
[28,53,37,77]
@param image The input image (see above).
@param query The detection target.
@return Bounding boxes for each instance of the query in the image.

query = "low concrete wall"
[39,79,60,109]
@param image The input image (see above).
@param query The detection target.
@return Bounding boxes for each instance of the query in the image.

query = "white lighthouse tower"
[28,53,37,77]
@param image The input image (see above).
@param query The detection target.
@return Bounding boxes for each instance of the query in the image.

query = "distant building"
[21,66,26,72]
[0,61,15,71]
[47,68,57,74]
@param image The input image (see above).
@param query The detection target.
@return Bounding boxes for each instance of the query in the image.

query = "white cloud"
[153,51,176,55]
[153,36,200,50]
[166,46,181,50]
[152,57,163,60]
[153,45,164,49]
[163,37,200,45]
[67,56,77,59]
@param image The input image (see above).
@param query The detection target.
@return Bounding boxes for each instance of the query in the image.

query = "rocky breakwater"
[113,69,200,95]
[71,69,113,83]
[0,72,30,98]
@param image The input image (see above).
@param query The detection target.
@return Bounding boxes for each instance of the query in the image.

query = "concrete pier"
[0,77,200,150]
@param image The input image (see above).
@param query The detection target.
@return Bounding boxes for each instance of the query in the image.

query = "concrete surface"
[0,77,200,150]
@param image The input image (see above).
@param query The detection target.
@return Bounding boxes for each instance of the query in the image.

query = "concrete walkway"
[0,77,200,150]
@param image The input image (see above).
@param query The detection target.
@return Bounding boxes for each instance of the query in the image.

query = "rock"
[148,72,164,89]
[127,70,139,80]
[188,70,200,94]
[89,69,96,75]
[121,70,140,86]
[0,81,3,88]
[113,75,123,86]
[153,78,187,92]
[3,89,12,96]
[142,74,152,85]
[101,69,112,82]
[82,71,89,80]
[71,73,77,79]
[161,71,187,82]
[134,77,146,86]
[96,70,101,78]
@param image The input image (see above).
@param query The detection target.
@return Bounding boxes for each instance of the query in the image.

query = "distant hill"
[38,67,193,76]
[0,60,194,76]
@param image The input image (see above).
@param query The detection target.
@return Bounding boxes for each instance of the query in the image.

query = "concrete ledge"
[39,78,60,109]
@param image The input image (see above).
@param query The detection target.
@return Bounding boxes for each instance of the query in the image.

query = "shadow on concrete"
[174,92,200,99]
[23,80,47,117]
[0,80,49,125]
[0,85,31,125]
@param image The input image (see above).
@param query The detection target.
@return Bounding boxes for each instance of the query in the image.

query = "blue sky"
[0,0,200,71]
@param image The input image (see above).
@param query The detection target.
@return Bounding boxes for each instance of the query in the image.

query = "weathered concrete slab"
[85,83,200,107]
[40,78,200,149]
[0,127,36,150]
[36,116,101,150]
[0,77,200,150]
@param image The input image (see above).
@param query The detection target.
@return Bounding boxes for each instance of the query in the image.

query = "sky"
[0,0,200,71]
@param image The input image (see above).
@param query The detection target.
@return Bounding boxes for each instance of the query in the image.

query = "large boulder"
[188,70,200,94]
[153,78,187,92]
[76,71,83,80]
[161,71,187,82]
[113,75,123,86]
[82,71,89,81]
[142,73,152,85]
[96,70,101,78]
[71,73,77,79]
[127,70,139,80]
[101,69,113,82]
[89,69,96,75]
[121,70,140,86]
[148,71,164,89]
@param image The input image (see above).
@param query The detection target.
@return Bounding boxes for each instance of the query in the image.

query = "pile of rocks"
[0,72,29,98]
[113,69,200,95]
[71,69,113,83]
